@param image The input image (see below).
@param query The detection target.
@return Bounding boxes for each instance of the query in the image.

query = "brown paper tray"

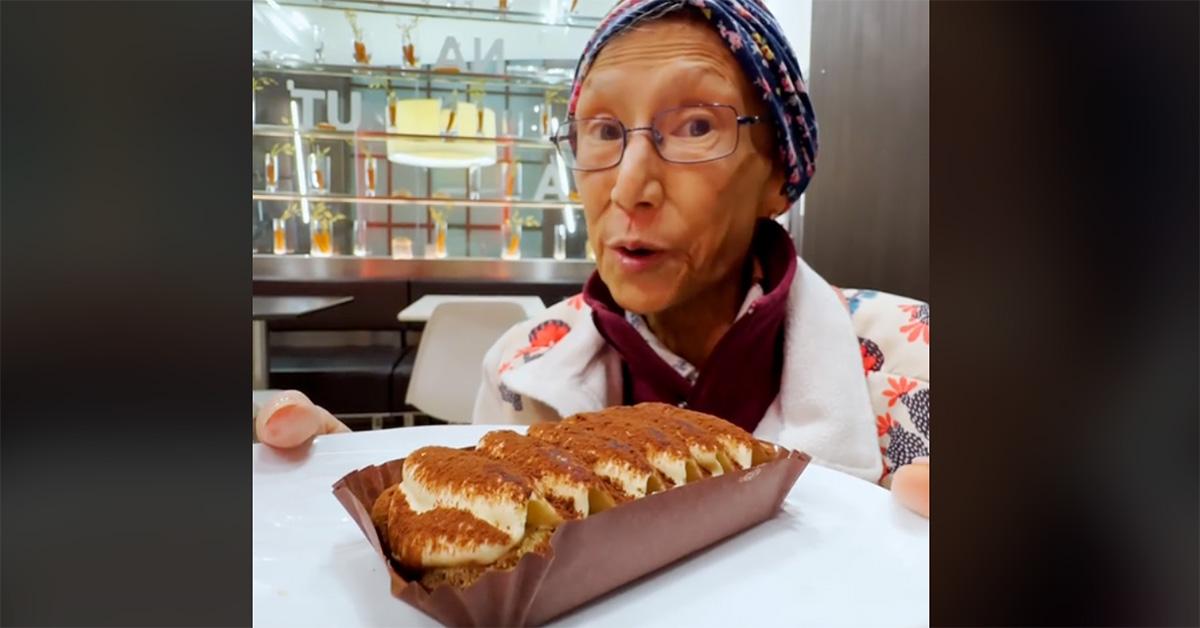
[332,445,811,627]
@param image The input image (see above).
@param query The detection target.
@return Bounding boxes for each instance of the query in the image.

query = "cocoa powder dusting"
[527,422,655,475]
[646,403,756,448]
[418,526,554,590]
[477,431,598,487]
[372,485,398,531]
[405,446,532,502]
[389,507,514,571]
[633,411,723,452]
[565,411,692,460]
[543,493,583,520]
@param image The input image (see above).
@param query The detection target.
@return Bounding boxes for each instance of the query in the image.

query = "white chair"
[405,301,529,424]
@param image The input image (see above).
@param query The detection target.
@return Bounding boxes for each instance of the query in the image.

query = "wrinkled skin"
[574,16,786,370]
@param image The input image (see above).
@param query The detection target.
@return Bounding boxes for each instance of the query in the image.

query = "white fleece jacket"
[472,258,931,485]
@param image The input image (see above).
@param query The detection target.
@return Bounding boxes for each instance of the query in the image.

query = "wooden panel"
[802,0,929,301]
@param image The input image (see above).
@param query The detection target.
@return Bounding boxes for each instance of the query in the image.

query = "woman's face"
[574,16,785,315]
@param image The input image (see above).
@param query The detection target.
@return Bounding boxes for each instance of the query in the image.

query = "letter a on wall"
[533,163,568,200]
[435,37,466,70]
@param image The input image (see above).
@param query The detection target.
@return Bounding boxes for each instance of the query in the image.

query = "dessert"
[630,407,732,476]
[526,421,665,500]
[559,410,700,486]
[368,403,781,592]
[652,404,758,470]
[476,430,616,519]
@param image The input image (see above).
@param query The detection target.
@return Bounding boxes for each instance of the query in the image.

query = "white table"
[253,426,929,627]
[397,295,547,323]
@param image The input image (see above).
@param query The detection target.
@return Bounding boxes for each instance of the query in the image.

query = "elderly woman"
[257,0,929,516]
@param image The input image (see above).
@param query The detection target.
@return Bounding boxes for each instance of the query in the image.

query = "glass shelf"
[252,58,576,89]
[252,124,557,149]
[254,191,578,209]
[254,0,594,262]
[267,0,605,29]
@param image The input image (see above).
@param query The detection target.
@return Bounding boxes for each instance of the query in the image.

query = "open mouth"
[617,246,659,259]
[611,243,667,270]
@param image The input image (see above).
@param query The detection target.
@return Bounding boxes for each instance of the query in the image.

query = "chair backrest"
[405,300,529,424]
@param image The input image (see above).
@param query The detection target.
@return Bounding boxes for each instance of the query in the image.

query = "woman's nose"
[610,131,664,214]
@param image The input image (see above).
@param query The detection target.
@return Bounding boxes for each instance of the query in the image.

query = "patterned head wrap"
[567,0,818,202]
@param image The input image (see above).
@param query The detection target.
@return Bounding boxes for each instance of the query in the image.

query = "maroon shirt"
[583,218,798,433]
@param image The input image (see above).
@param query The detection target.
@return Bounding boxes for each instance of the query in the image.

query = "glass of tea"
[309,219,333,257]
[264,153,279,193]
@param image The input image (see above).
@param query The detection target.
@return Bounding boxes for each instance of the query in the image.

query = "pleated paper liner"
[332,444,811,627]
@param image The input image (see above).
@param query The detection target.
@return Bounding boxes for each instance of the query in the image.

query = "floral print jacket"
[472,259,929,486]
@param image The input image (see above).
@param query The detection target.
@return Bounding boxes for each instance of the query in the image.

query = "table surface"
[396,294,547,322]
[253,296,354,321]
[253,425,929,627]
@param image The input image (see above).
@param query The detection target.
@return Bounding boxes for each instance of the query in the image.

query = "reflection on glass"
[391,236,414,259]
[353,218,369,256]
[553,224,567,260]
[503,110,528,139]
[468,166,481,200]
[364,156,378,197]
[284,216,302,254]
[499,160,522,200]
[264,153,279,193]
[312,25,325,64]
[310,220,333,257]
[308,153,330,194]
[501,220,522,260]
[273,218,287,254]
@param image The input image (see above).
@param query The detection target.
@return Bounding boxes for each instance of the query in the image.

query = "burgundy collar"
[583,218,798,433]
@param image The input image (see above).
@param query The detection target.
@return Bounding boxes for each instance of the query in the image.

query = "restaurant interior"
[250,0,928,436]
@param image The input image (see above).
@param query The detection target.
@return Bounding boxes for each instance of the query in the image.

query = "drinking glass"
[272,218,287,254]
[309,220,333,257]
[391,236,414,259]
[501,220,522,260]
[308,153,330,194]
[353,218,369,256]
[264,153,279,192]
[364,156,378,197]
[432,220,449,259]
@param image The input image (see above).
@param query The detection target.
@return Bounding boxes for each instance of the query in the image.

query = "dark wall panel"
[803,0,929,301]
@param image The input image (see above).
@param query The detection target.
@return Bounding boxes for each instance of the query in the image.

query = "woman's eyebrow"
[582,61,741,108]
[670,61,739,88]
[673,65,743,103]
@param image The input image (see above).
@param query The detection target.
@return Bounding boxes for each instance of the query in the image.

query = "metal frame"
[252,254,595,282]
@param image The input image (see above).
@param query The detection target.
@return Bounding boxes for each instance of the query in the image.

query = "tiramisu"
[369,404,779,591]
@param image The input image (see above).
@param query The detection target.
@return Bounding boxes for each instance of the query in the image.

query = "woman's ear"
[758,163,790,219]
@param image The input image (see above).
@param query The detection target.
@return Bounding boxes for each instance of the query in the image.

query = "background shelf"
[252,124,557,149]
[267,0,607,30]
[252,59,576,89]
[254,191,578,209]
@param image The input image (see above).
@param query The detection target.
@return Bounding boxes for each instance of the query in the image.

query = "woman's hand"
[255,390,350,448]
[891,456,929,518]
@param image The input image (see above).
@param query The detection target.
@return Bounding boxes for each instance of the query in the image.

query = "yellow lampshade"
[387,99,498,169]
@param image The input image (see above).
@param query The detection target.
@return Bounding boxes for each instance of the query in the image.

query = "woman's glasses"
[551,104,759,172]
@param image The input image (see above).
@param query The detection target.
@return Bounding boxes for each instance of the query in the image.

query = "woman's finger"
[891,458,930,518]
[315,405,352,435]
[256,390,347,448]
